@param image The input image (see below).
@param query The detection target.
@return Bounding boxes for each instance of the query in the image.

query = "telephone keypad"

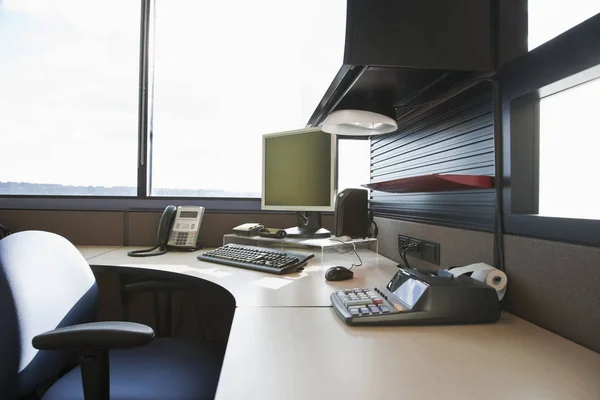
[171,231,195,247]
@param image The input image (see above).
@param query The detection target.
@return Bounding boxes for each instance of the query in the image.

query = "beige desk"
[77,245,123,260]
[218,308,600,400]
[87,246,393,307]
[80,246,600,400]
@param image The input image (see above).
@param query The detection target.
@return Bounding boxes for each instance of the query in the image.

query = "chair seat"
[42,338,226,400]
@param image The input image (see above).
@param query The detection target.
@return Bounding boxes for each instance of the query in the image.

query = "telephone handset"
[128,205,204,257]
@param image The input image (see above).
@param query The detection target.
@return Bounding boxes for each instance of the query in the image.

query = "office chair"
[0,222,11,239]
[0,231,225,400]
[120,277,198,338]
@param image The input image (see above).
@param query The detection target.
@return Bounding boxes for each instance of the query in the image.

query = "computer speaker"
[334,188,369,238]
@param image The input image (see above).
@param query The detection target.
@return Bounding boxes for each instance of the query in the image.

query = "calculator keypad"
[335,288,401,316]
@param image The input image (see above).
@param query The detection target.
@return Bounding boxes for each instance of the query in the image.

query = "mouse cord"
[330,239,363,270]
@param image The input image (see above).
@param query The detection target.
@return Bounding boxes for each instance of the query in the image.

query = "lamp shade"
[321,109,398,136]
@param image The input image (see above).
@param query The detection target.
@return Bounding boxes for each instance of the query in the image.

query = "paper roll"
[448,263,507,300]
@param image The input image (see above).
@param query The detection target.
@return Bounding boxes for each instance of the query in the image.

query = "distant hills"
[0,182,259,198]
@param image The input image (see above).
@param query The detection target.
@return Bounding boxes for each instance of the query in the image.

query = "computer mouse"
[325,266,354,281]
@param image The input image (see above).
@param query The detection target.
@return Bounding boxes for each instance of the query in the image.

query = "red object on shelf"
[362,174,494,193]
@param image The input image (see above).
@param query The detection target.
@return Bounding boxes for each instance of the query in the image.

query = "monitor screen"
[262,128,336,211]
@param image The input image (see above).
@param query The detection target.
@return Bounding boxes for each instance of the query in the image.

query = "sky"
[528,0,600,50]
[0,0,141,188]
[538,77,600,220]
[528,0,600,220]
[0,0,347,194]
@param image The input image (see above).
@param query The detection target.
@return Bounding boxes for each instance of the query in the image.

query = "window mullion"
[136,0,152,197]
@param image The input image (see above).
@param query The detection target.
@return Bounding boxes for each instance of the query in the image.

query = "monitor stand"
[285,211,331,239]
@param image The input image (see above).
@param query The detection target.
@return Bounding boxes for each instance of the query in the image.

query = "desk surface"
[87,246,393,307]
[218,308,600,400]
[77,245,122,260]
[78,246,600,400]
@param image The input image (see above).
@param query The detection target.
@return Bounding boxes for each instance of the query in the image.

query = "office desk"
[77,245,122,260]
[86,247,392,307]
[79,246,600,400]
[219,308,600,400]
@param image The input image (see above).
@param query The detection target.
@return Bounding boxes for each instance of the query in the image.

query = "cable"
[397,242,419,269]
[126,244,201,257]
[399,250,410,269]
[492,78,506,273]
[127,245,168,257]
[371,219,379,238]
[398,248,411,269]
[329,239,363,270]
[367,210,379,238]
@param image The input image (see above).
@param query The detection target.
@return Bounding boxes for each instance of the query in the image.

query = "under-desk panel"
[87,247,397,307]
[216,308,600,400]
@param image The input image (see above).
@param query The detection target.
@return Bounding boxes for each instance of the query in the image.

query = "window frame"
[0,0,164,211]
[500,13,600,246]
[0,0,328,212]
[0,195,262,212]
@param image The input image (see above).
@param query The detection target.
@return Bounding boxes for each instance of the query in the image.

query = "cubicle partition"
[0,209,319,247]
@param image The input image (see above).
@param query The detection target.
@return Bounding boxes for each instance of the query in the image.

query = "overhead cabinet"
[308,0,493,126]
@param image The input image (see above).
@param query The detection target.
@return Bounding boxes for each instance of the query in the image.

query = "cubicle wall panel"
[127,211,162,246]
[375,216,600,353]
[370,84,495,232]
[374,217,494,269]
[0,210,124,245]
[0,209,333,247]
[127,211,333,247]
[503,234,600,353]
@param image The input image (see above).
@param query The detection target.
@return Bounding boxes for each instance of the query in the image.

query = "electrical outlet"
[397,235,422,256]
[397,234,440,265]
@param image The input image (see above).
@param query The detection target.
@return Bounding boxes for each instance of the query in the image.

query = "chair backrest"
[0,231,99,398]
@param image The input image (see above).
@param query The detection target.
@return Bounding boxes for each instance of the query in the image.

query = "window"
[337,139,371,192]
[0,0,141,195]
[538,77,600,220]
[504,11,600,245]
[0,0,365,205]
[150,0,346,197]
[528,0,600,50]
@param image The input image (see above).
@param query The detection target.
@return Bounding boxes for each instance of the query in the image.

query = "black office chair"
[0,231,225,400]
[120,277,198,338]
[0,222,11,239]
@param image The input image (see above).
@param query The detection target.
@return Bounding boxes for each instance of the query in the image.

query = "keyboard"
[197,243,314,274]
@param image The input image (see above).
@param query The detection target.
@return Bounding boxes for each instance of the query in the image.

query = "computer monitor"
[262,127,336,238]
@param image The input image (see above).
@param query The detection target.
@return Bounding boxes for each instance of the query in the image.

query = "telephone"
[127,205,204,257]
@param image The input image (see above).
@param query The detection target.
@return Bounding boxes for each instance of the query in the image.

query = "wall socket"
[397,234,441,265]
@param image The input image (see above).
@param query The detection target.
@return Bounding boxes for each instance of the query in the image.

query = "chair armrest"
[32,321,155,351]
